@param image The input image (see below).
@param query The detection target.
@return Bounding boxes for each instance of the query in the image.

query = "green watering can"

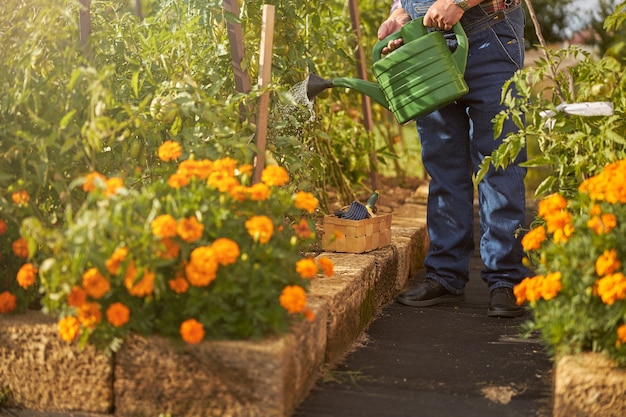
[307,17,469,124]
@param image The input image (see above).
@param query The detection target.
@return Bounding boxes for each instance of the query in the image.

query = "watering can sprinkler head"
[306,73,334,101]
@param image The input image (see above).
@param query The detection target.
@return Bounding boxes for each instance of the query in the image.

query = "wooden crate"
[322,213,392,253]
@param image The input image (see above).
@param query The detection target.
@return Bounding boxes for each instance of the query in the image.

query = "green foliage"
[478,3,626,199]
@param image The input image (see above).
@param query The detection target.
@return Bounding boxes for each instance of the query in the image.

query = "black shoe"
[397,279,464,307]
[487,287,523,318]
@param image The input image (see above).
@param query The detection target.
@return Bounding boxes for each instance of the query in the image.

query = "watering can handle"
[372,17,468,75]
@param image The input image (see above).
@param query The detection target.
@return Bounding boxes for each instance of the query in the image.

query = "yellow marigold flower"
[167,173,191,188]
[616,324,626,347]
[177,215,204,243]
[151,214,178,238]
[105,246,129,275]
[16,263,37,289]
[105,177,124,197]
[521,226,546,251]
[82,267,111,299]
[296,257,318,279]
[317,257,334,277]
[180,318,205,344]
[158,238,180,260]
[279,285,307,314]
[67,286,87,307]
[77,302,102,329]
[157,140,182,162]
[185,246,218,286]
[0,219,8,235]
[11,190,30,206]
[106,302,130,327]
[537,193,567,218]
[596,273,626,305]
[245,215,274,244]
[294,191,319,214]
[228,185,248,202]
[12,237,29,258]
[124,261,155,297]
[82,172,106,192]
[238,164,253,176]
[541,271,562,300]
[552,222,574,244]
[261,165,290,187]
[293,218,313,240]
[0,291,17,314]
[247,183,271,201]
[211,237,240,266]
[58,316,81,342]
[168,276,189,294]
[596,249,622,277]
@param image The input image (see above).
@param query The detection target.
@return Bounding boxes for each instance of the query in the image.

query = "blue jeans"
[409,5,529,293]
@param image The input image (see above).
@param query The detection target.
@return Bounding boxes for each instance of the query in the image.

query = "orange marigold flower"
[303,307,316,322]
[185,246,218,287]
[521,226,546,251]
[106,302,130,327]
[537,193,568,218]
[58,316,81,342]
[124,261,155,297]
[67,286,87,307]
[587,213,618,235]
[16,263,37,289]
[177,159,214,180]
[514,275,544,305]
[167,173,191,188]
[589,204,602,216]
[12,237,29,258]
[77,302,102,329]
[180,318,205,344]
[296,257,318,279]
[279,285,307,314]
[552,222,574,244]
[82,267,111,299]
[208,171,239,193]
[228,185,248,202]
[177,215,204,243]
[544,210,572,234]
[237,164,253,176]
[105,246,129,275]
[596,249,622,277]
[82,172,106,192]
[105,177,124,197]
[211,237,240,266]
[11,190,30,206]
[151,214,178,238]
[293,218,313,239]
[213,157,238,176]
[245,215,274,244]
[0,219,7,235]
[157,140,182,162]
[247,183,271,201]
[596,273,626,305]
[0,291,17,314]
[541,271,562,301]
[261,165,290,187]
[158,238,180,260]
[168,276,189,294]
[616,324,626,347]
[317,257,334,277]
[294,191,319,214]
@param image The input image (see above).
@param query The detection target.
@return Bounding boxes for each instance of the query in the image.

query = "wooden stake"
[253,4,275,184]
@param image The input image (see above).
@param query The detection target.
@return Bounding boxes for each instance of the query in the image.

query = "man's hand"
[377,8,411,54]
[424,0,465,31]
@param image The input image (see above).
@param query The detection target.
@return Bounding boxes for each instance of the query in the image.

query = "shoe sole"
[397,293,464,307]
[486,308,524,318]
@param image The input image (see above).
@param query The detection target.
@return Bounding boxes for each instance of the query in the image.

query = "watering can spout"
[306,73,390,109]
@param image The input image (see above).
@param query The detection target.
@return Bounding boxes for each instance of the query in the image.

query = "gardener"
[378,0,529,317]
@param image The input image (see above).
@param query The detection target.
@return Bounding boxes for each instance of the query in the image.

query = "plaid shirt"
[390,0,520,15]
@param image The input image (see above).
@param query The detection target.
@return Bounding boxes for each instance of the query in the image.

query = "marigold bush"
[21,146,333,351]
[516,159,626,364]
